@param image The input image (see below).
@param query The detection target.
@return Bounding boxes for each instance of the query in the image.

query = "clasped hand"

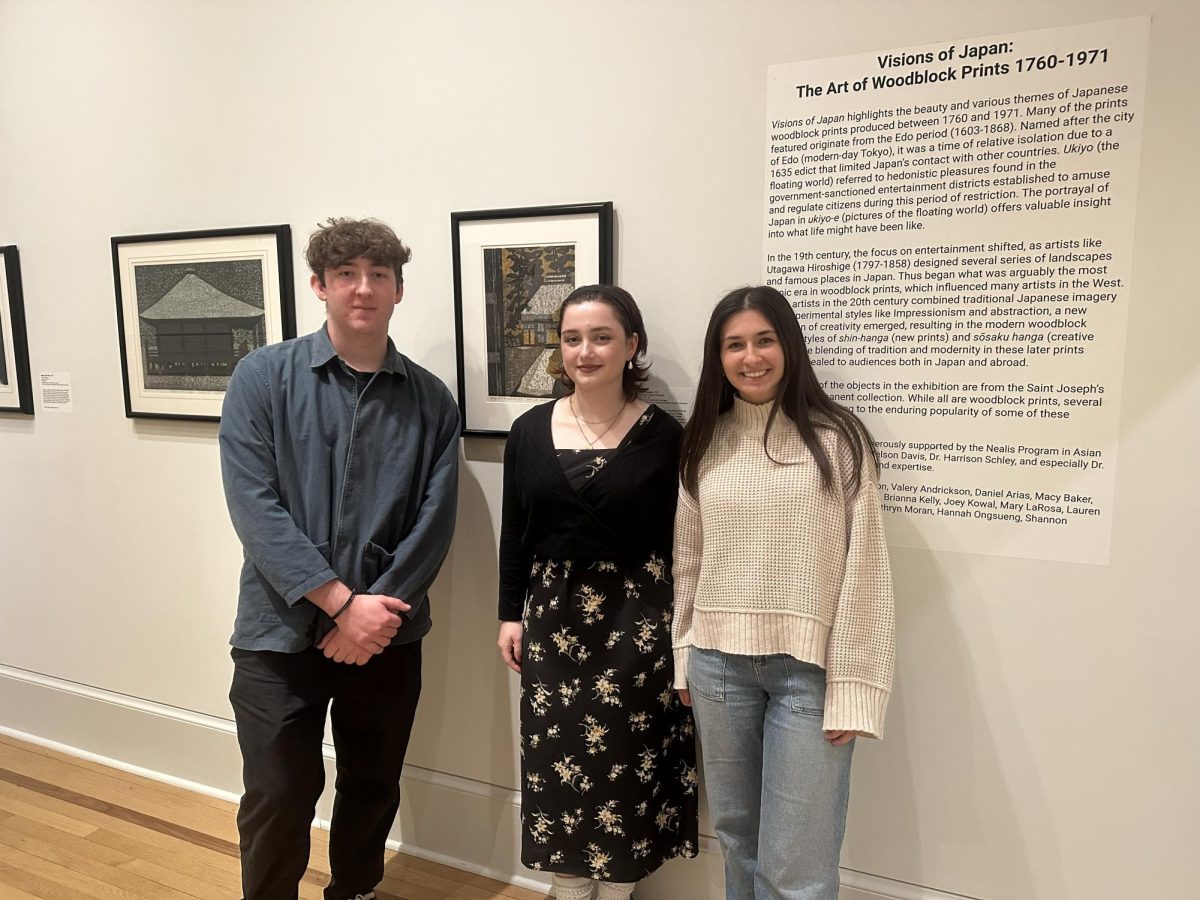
[318,593,410,665]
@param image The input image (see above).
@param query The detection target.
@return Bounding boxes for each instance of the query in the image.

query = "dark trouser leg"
[230,648,330,900]
[323,640,423,900]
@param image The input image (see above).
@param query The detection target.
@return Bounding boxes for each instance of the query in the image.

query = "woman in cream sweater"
[672,285,895,900]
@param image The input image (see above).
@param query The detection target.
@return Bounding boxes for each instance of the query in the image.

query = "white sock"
[596,881,636,900]
[552,873,594,900]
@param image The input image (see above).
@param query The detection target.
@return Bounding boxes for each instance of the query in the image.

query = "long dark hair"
[550,284,650,401]
[679,285,877,497]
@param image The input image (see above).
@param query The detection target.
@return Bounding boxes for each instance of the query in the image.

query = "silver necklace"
[569,395,626,449]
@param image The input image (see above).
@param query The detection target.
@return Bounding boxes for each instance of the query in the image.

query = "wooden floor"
[0,734,544,899]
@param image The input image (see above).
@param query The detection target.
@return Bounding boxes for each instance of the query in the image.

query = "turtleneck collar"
[729,396,779,433]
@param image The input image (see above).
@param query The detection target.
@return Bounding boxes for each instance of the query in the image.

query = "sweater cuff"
[823,680,890,739]
[672,646,691,691]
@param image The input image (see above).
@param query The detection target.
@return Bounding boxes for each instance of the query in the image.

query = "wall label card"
[39,371,74,412]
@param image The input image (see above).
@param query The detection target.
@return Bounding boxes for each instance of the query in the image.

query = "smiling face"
[559,299,637,397]
[311,256,403,342]
[720,308,784,404]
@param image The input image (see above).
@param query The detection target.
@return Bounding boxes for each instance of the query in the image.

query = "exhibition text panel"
[763,19,1149,564]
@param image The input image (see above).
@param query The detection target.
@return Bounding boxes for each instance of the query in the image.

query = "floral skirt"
[519,553,699,881]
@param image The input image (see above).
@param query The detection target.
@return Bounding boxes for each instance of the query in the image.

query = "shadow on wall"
[842,539,1062,900]
[0,417,36,437]
[400,436,524,870]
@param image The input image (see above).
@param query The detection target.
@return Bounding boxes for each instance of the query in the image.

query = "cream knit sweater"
[671,398,895,738]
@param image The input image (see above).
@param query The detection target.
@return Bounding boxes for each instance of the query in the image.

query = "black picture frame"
[112,224,295,421]
[0,245,34,415]
[451,201,614,436]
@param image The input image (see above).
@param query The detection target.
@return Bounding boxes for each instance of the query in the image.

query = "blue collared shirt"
[219,325,460,652]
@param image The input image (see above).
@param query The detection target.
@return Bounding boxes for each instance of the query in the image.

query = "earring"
[626,360,633,370]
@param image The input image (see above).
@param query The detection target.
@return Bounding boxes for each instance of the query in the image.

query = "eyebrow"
[724,329,776,342]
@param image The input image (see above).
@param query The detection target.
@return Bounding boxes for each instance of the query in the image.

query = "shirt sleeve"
[670,482,703,690]
[218,357,337,606]
[497,419,533,621]
[366,386,461,618]
[823,445,895,738]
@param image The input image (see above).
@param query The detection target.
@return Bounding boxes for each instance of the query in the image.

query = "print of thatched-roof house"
[140,272,264,376]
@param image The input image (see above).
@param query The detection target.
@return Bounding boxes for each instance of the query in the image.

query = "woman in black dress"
[497,285,698,900]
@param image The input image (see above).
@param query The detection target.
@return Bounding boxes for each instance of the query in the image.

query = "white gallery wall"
[0,1,1197,898]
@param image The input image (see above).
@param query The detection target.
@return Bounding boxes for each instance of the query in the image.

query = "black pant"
[229,641,422,900]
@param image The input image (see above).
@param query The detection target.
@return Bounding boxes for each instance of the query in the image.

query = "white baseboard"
[0,664,963,900]
[0,663,247,800]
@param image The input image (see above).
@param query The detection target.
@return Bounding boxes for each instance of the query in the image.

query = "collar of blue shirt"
[308,323,408,377]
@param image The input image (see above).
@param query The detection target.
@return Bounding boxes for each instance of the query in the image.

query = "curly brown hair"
[305,217,412,285]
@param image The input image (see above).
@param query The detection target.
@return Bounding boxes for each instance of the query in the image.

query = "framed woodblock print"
[0,245,34,415]
[112,225,295,420]
[452,202,614,436]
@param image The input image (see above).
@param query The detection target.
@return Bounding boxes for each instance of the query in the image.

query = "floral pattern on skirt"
[520,553,699,881]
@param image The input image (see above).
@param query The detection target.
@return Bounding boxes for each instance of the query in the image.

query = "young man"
[219,218,460,900]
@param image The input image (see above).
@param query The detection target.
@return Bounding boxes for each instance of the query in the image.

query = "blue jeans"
[689,648,853,900]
